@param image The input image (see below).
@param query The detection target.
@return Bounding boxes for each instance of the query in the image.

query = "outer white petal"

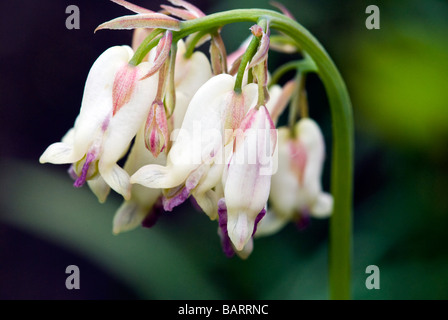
[254,209,289,237]
[224,106,276,250]
[234,238,253,260]
[99,163,132,200]
[73,46,134,160]
[87,176,110,203]
[132,74,236,189]
[310,192,333,218]
[113,200,149,234]
[39,128,76,164]
[39,142,76,164]
[192,189,219,220]
[175,40,212,102]
[268,127,298,219]
[100,63,158,166]
[265,84,282,117]
[113,126,165,233]
[295,118,326,207]
[61,128,75,144]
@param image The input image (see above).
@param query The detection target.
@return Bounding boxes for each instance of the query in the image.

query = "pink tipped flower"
[113,39,212,234]
[131,73,281,255]
[257,118,333,237]
[223,105,277,251]
[39,45,158,200]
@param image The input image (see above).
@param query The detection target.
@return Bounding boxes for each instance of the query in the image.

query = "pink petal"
[270,1,296,20]
[160,5,197,20]
[95,13,180,32]
[110,0,154,14]
[247,27,270,70]
[112,64,139,116]
[167,0,205,18]
[140,31,173,80]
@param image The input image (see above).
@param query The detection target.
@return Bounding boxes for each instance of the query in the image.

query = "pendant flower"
[113,39,213,233]
[39,45,159,200]
[131,73,279,253]
[257,118,333,237]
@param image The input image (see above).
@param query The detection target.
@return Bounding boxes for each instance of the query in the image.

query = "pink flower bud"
[144,101,169,158]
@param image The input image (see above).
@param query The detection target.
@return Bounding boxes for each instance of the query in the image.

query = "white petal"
[100,63,158,166]
[136,74,236,188]
[234,238,253,260]
[175,40,212,102]
[61,128,75,144]
[226,212,253,251]
[113,200,148,234]
[296,118,326,199]
[131,163,189,189]
[224,106,276,250]
[99,162,131,200]
[254,209,289,237]
[268,127,299,219]
[311,192,333,218]
[265,84,282,115]
[192,189,219,220]
[73,46,133,157]
[87,176,110,203]
[39,142,77,164]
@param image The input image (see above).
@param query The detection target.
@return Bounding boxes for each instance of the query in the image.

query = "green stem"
[288,71,306,134]
[133,8,354,300]
[129,29,164,66]
[233,35,259,93]
[184,30,210,59]
[269,56,316,87]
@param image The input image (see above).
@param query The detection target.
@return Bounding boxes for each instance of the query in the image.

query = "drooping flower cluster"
[40,0,333,259]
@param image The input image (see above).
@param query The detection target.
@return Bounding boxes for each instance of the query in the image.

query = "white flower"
[131,73,279,253]
[40,45,159,200]
[256,118,333,237]
[130,74,258,217]
[113,40,213,233]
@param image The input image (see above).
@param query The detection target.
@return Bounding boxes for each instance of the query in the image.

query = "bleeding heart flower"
[256,118,333,237]
[39,45,158,200]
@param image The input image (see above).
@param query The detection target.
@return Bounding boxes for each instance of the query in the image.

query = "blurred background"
[1,0,447,299]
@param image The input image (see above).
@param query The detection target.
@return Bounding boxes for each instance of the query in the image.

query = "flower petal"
[95,13,180,32]
[73,46,134,158]
[99,162,131,200]
[254,209,289,237]
[295,118,326,201]
[311,192,333,218]
[224,106,277,250]
[113,200,147,234]
[39,142,77,164]
[131,163,189,188]
[268,127,299,218]
[161,5,197,20]
[110,0,154,14]
[100,62,158,168]
[167,0,205,18]
[87,176,111,203]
